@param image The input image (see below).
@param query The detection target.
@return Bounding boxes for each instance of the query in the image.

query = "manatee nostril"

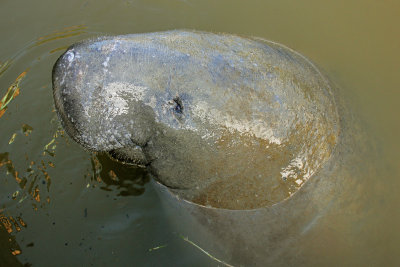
[173,96,183,114]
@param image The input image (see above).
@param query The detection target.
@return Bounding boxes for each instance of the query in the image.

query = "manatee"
[52,30,373,265]
[53,30,339,210]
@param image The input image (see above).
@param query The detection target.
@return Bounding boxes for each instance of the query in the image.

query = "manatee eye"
[173,96,183,114]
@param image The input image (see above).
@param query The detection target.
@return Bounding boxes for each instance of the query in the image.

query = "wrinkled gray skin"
[53,31,373,265]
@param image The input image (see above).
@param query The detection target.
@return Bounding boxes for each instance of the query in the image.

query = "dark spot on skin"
[173,96,183,114]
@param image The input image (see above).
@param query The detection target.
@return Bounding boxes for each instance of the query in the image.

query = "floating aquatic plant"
[0,70,28,118]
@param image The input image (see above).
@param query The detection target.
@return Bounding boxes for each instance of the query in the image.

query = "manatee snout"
[53,48,156,164]
[53,30,339,210]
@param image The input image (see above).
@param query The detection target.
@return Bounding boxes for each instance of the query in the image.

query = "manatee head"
[53,31,339,210]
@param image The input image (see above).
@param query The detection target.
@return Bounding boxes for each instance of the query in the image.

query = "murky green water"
[0,0,399,266]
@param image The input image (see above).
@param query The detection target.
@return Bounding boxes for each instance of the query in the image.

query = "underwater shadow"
[94,153,150,197]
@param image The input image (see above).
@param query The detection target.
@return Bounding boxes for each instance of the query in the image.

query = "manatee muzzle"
[52,47,155,166]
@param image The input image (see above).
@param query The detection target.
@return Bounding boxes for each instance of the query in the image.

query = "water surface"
[0,0,399,266]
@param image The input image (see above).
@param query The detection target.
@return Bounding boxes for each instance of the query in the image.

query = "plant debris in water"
[179,234,234,267]
[0,70,28,118]
[22,124,33,136]
[8,133,17,144]
[148,244,167,252]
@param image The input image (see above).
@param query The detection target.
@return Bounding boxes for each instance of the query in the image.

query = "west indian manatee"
[52,30,373,265]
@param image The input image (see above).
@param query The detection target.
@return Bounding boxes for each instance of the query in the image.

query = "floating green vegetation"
[7,124,34,145]
[22,124,33,136]
[0,70,28,119]
[8,133,17,144]
[42,128,63,157]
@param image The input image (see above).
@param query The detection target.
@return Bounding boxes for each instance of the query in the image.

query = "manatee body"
[53,30,339,210]
[53,31,372,265]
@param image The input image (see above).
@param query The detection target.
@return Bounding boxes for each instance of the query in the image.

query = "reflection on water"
[0,224,23,266]
[0,60,12,78]
[33,25,87,48]
[0,25,89,264]
[0,213,27,236]
[1,126,63,209]
[0,0,398,266]
[94,153,149,197]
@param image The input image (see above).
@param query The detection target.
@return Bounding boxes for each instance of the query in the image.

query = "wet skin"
[52,30,340,210]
